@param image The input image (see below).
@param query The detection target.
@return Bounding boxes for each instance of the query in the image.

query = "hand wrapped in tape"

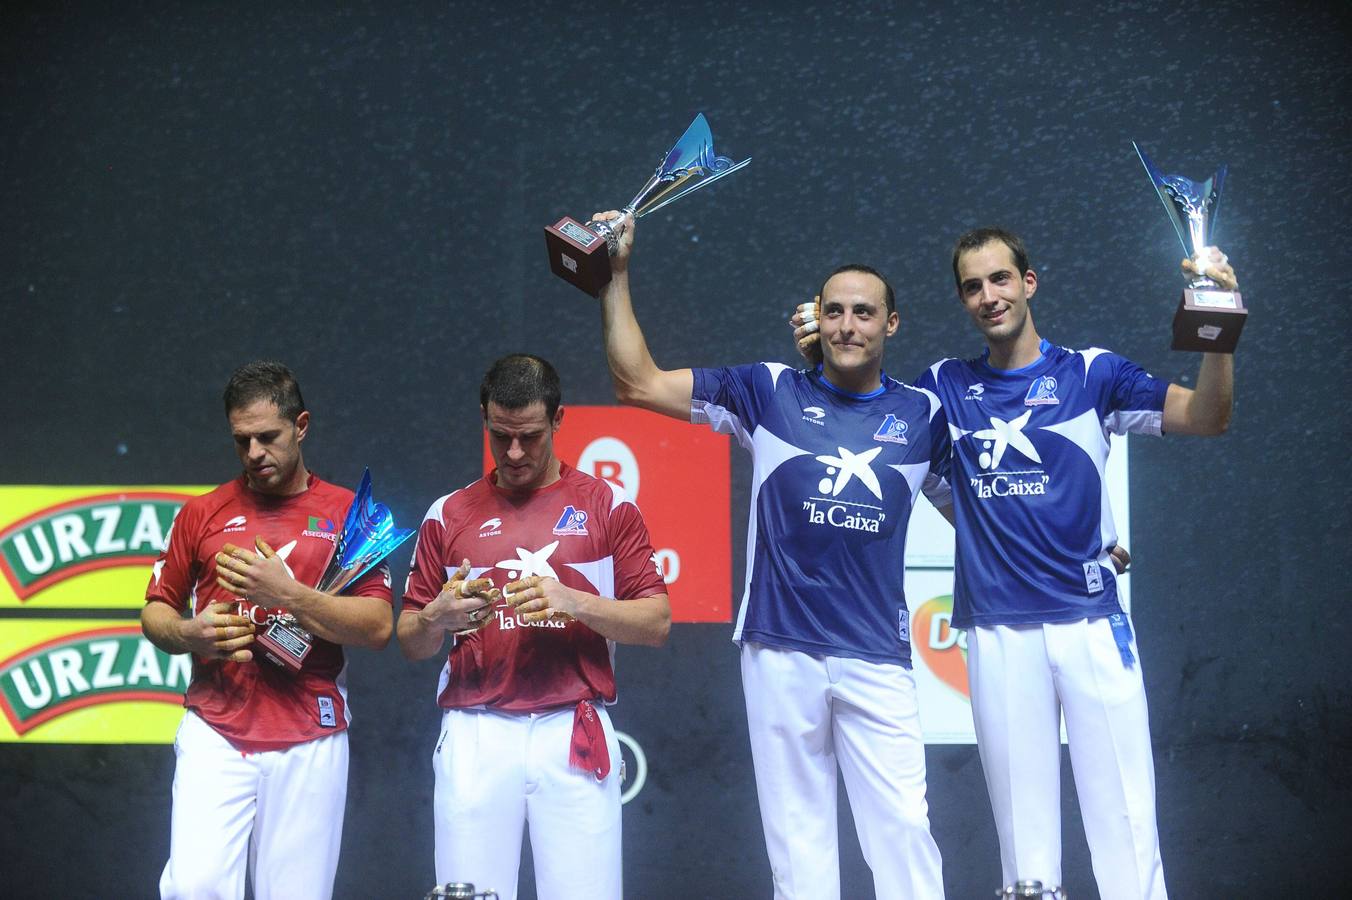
[1181,246,1238,291]
[504,575,578,624]
[790,295,823,366]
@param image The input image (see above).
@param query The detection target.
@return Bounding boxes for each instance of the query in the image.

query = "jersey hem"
[736,630,912,669]
[189,706,349,753]
[952,601,1123,630]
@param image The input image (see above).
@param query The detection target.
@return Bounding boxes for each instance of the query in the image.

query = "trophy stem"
[586,209,635,256]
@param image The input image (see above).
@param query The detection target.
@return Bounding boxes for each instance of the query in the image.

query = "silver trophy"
[424,884,498,899]
[1133,142,1247,352]
[544,113,751,296]
[997,880,1066,899]
[256,468,414,672]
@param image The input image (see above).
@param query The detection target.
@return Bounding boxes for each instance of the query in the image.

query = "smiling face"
[818,269,899,391]
[484,400,563,495]
[955,239,1039,351]
[229,399,309,496]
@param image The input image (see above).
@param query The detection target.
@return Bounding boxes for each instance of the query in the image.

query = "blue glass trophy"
[1133,142,1247,352]
[256,469,414,672]
[545,113,751,296]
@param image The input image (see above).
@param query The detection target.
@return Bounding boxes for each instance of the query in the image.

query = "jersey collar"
[813,364,888,400]
[977,338,1053,376]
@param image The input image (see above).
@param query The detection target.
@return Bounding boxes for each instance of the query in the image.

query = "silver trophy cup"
[1133,141,1247,352]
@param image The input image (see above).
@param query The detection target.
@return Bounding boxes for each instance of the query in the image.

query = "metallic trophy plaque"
[544,113,751,296]
[1133,142,1247,352]
[256,468,414,672]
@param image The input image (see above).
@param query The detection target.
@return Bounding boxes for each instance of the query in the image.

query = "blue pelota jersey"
[691,363,950,666]
[915,340,1169,629]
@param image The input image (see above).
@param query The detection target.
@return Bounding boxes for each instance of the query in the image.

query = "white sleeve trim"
[421,489,462,526]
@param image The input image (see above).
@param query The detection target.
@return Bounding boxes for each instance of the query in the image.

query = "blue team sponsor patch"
[1024,375,1060,406]
[552,505,590,536]
[872,414,909,444]
[1083,560,1103,593]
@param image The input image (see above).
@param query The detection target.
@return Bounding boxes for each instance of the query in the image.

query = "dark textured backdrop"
[2,1,1349,897]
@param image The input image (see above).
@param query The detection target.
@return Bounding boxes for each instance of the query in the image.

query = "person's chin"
[826,347,863,367]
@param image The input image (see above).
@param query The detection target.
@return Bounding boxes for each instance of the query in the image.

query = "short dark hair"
[480,354,562,420]
[952,227,1031,289]
[222,360,306,420]
[818,263,895,314]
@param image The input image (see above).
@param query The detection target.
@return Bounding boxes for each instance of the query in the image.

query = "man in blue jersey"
[795,227,1236,900]
[590,209,947,899]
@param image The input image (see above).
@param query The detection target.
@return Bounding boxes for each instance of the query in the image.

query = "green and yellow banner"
[0,485,212,742]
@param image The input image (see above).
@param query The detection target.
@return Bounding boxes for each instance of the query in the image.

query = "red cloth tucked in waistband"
[569,700,610,781]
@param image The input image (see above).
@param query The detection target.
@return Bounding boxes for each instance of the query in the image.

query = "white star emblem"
[814,446,884,499]
[496,541,559,581]
[972,411,1042,469]
[270,539,299,579]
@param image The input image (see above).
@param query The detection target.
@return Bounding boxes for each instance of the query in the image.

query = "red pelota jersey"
[404,463,667,713]
[145,473,392,752]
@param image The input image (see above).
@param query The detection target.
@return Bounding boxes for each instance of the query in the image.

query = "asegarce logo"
[911,594,969,699]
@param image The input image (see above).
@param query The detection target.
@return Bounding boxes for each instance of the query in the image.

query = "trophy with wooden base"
[1133,142,1247,353]
[544,113,750,296]
[256,468,413,672]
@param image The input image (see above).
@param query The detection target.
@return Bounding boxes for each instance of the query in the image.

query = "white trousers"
[740,642,945,900]
[968,618,1167,900]
[432,706,623,900]
[159,711,349,900]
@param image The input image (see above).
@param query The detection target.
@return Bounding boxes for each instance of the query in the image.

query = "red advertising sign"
[484,406,730,622]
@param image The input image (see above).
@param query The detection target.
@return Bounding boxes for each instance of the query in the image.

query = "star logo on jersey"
[552,506,589,536]
[814,446,884,499]
[273,539,298,578]
[478,517,503,538]
[496,541,559,581]
[223,515,247,533]
[971,411,1042,470]
[964,383,985,402]
[1023,375,1060,406]
[801,406,826,426]
[871,414,909,445]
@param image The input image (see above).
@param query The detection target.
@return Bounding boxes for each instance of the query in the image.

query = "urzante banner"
[0,486,212,743]
[0,486,208,609]
[0,620,188,743]
[484,406,732,623]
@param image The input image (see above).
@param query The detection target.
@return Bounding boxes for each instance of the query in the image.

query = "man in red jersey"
[398,353,670,900]
[141,360,393,900]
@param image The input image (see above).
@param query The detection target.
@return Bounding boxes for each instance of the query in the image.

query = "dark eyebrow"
[233,429,281,441]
